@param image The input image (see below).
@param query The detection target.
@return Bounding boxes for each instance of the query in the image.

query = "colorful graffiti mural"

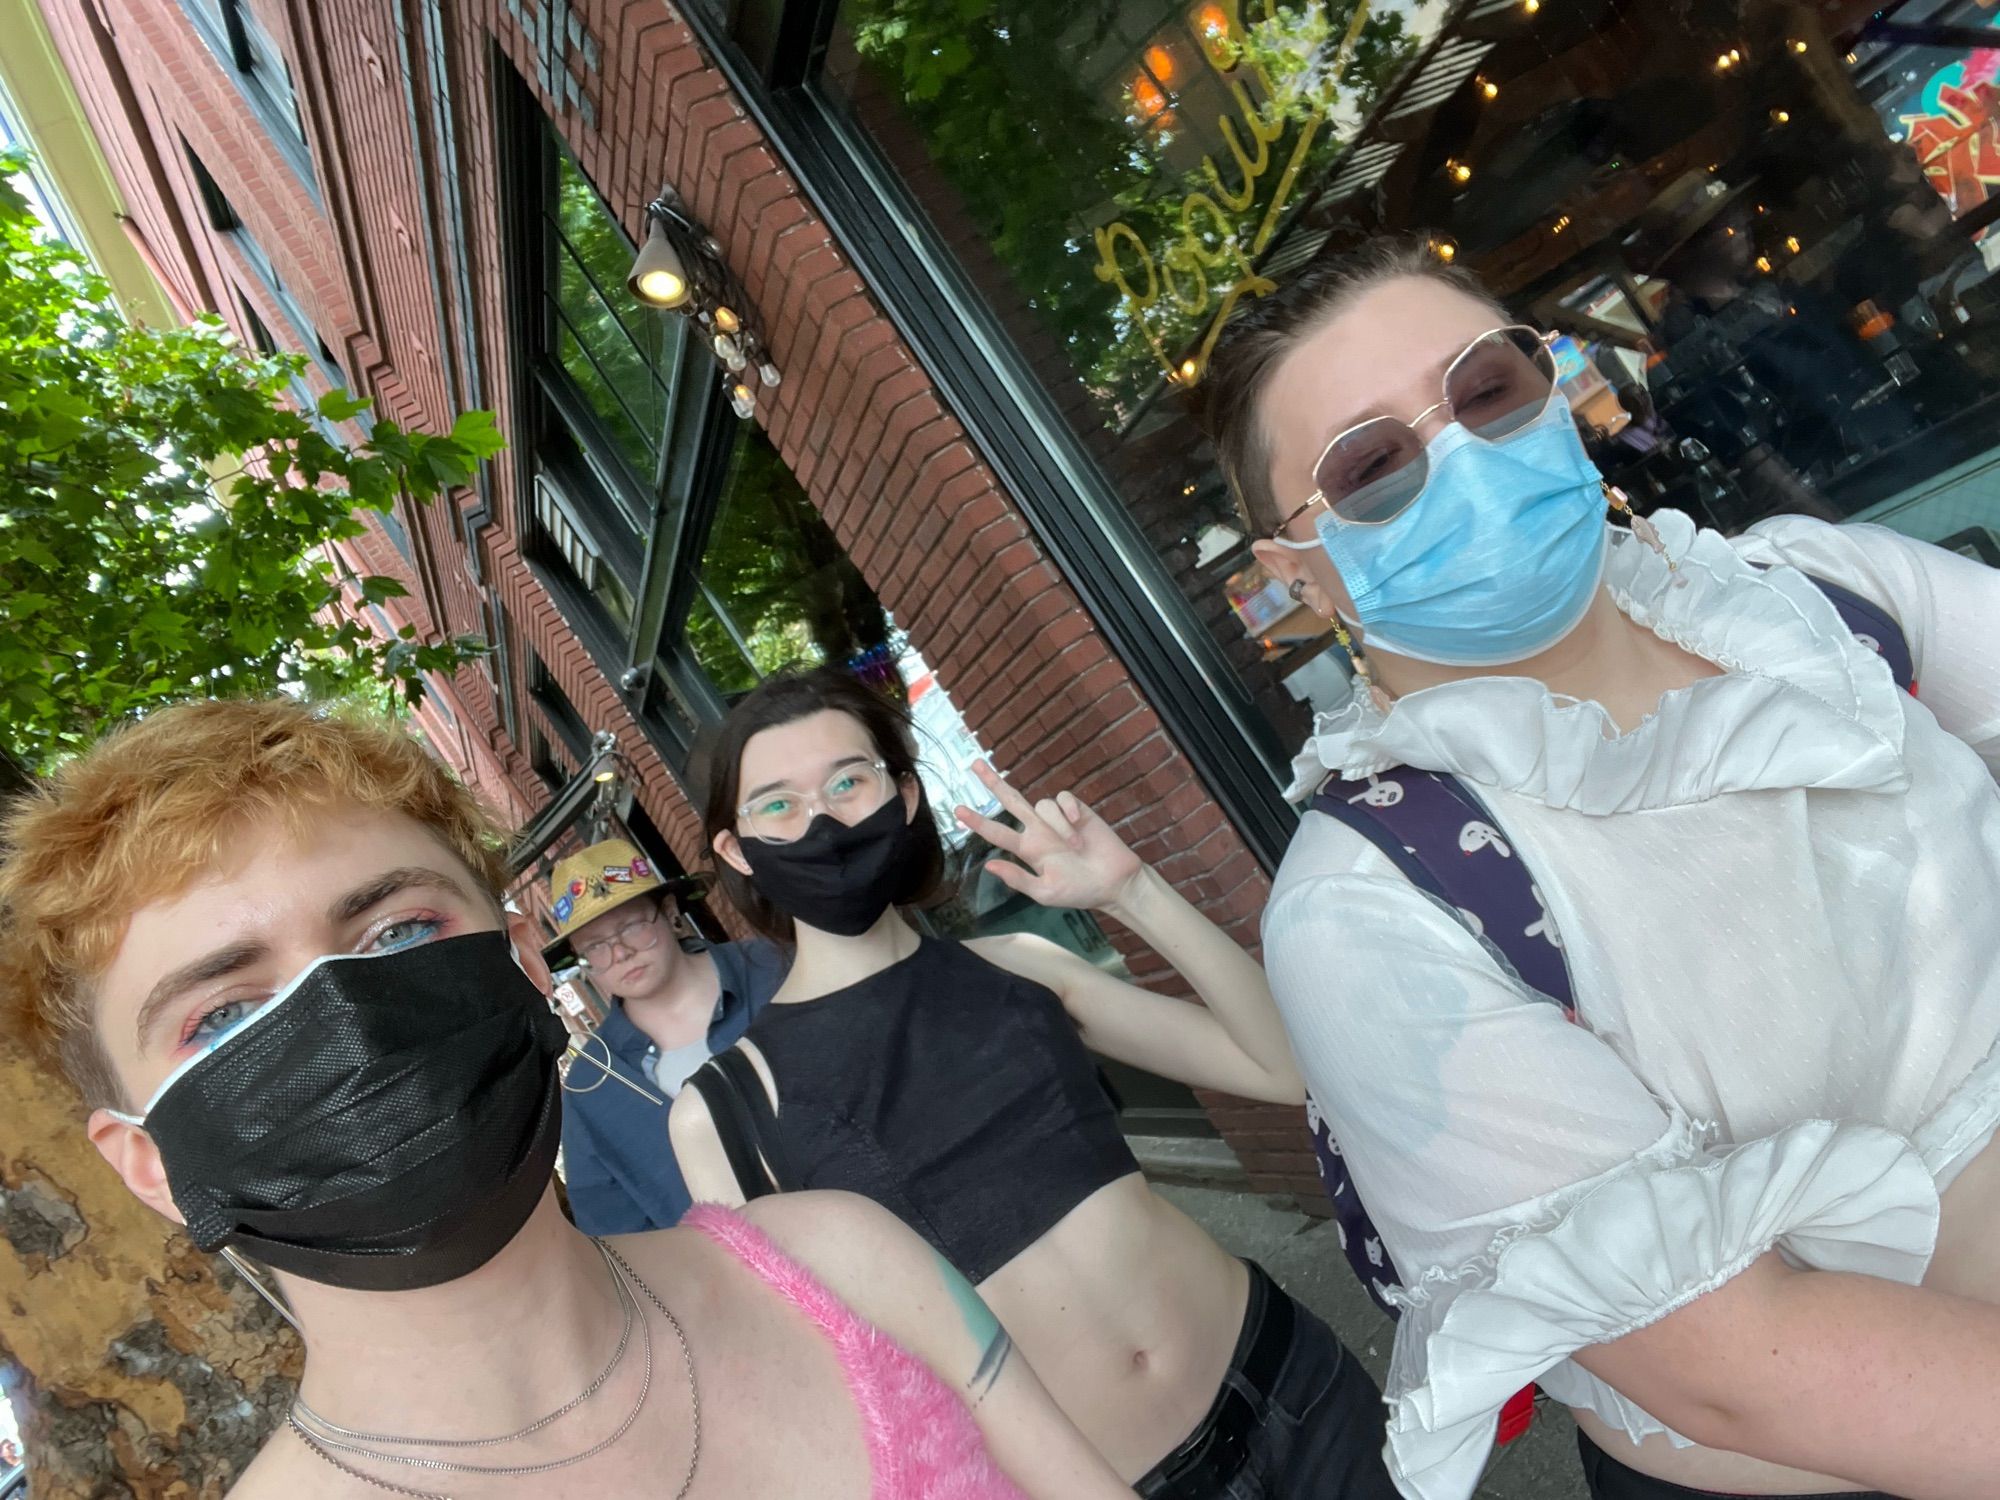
[1891,22,2000,229]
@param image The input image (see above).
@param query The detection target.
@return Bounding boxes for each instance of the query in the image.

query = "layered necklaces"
[287,1240,698,1499]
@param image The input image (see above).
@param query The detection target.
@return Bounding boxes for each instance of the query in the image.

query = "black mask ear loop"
[558,1032,666,1107]
[221,1246,306,1338]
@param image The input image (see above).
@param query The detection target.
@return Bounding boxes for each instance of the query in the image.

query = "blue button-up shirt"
[559,939,786,1234]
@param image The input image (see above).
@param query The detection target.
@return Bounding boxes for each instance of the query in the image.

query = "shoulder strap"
[686,1050,800,1200]
[1301,766,1573,1322]
[1805,574,1916,694]
[1309,769,1574,1014]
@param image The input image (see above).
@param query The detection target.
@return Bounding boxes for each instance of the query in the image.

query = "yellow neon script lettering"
[1092,0,1369,382]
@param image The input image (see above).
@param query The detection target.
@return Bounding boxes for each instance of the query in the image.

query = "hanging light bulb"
[729,381,756,419]
[758,361,782,387]
[1447,158,1473,183]
[713,331,747,372]
[713,305,741,334]
[1179,357,1199,382]
[1477,75,1499,99]
[627,218,689,307]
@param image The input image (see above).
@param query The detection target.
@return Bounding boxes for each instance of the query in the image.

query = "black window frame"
[178,0,318,193]
[650,0,1299,869]
[495,64,780,769]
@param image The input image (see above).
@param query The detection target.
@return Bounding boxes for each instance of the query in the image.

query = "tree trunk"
[0,1040,300,1497]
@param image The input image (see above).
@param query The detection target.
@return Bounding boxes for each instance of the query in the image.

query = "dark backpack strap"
[1301,767,1577,1319]
[686,1049,799,1200]
[1309,770,1574,1016]
[1805,575,1916,694]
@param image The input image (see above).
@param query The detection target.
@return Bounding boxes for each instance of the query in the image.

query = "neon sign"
[1090,0,1373,386]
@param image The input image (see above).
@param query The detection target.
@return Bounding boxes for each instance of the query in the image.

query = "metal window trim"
[495,57,754,775]
[172,0,320,199]
[661,0,1298,870]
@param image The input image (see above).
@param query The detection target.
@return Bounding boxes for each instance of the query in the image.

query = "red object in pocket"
[1496,1385,1537,1444]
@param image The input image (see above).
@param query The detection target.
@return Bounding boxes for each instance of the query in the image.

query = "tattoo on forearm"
[930,1249,1014,1404]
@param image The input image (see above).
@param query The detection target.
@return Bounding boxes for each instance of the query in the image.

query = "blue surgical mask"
[1289,398,1611,668]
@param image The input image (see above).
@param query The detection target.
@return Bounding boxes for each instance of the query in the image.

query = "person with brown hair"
[668,666,1398,1500]
[0,697,1136,1499]
[1197,237,2000,1500]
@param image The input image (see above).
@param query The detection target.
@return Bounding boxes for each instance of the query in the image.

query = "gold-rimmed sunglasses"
[1271,326,1563,537]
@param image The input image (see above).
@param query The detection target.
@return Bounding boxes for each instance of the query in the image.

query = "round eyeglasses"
[576,908,667,969]
[737,759,896,844]
[1272,326,1561,536]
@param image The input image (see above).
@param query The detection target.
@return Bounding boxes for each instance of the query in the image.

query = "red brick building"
[35,0,1322,1198]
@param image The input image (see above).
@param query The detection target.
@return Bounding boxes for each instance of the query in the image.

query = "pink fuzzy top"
[685,1204,1029,1500]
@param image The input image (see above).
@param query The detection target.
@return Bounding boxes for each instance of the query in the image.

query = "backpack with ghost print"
[1302,576,1913,1441]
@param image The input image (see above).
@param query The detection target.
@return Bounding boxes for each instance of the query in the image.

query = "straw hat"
[541,838,703,961]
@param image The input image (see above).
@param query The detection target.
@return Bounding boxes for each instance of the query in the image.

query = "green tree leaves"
[0,149,507,771]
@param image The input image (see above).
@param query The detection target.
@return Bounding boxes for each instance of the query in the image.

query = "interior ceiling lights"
[626,184,781,418]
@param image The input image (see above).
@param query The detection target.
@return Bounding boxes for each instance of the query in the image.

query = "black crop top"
[740,936,1139,1283]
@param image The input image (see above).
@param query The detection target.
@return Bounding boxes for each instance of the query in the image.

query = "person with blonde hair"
[0,697,1134,1500]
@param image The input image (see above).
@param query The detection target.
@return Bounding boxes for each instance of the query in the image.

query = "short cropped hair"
[1193,234,1504,530]
[0,698,509,1107]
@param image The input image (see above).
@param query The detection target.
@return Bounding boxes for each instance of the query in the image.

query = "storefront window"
[817,0,2000,738]
[548,146,682,488]
[677,422,896,697]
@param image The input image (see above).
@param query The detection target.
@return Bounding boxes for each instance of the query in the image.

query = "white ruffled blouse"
[1262,510,2000,1500]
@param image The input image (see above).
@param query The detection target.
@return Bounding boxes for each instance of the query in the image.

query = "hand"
[954,761,1145,913]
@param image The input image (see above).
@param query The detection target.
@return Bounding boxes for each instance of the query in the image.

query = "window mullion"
[622,349,722,684]
[542,293,662,468]
[650,367,735,659]
[547,218,665,369]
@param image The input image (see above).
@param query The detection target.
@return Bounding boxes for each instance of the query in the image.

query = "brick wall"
[39,0,1315,1204]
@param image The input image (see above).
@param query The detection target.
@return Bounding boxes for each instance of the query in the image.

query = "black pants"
[1579,1431,1905,1500]
[1136,1262,1397,1500]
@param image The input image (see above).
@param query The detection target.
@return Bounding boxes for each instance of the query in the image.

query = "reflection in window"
[817,0,2000,756]
[678,422,893,698]
[547,148,680,483]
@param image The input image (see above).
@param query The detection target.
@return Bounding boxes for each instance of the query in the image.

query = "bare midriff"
[1574,1131,2000,1495]
[976,1172,1249,1482]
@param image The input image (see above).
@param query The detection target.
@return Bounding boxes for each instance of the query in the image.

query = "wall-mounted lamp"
[627,184,782,413]
[628,218,690,307]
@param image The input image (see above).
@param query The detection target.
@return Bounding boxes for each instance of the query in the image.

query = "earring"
[1287,577,1309,603]
[1331,618,1394,714]
[1603,482,1676,571]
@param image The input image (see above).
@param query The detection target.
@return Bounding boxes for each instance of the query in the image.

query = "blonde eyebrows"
[0,699,511,1103]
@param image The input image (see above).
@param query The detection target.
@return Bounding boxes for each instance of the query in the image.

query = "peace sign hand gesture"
[954,760,1145,914]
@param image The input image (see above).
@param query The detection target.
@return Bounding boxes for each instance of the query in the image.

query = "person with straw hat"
[546,838,785,1235]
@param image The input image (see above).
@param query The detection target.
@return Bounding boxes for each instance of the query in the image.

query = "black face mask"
[739,792,933,937]
[120,931,568,1292]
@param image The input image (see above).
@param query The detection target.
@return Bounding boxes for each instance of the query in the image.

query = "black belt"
[1136,1262,1294,1499]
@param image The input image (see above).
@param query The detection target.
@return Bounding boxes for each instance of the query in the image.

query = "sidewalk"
[1154,1181,1587,1500]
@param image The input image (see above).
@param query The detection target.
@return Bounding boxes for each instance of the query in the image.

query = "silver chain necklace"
[288,1241,699,1499]
[293,1241,637,1449]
